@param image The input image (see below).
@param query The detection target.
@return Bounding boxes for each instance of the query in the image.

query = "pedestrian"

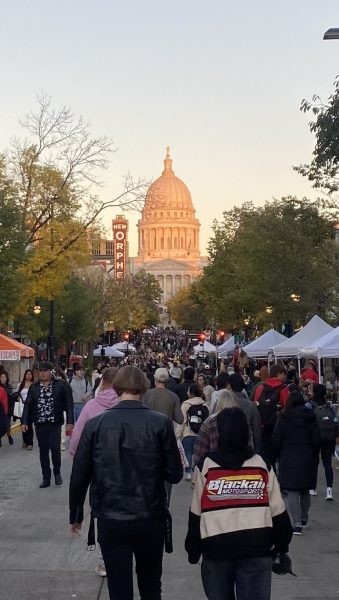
[300,359,319,385]
[253,364,289,468]
[70,366,119,579]
[228,373,261,451]
[69,365,182,600]
[0,371,14,446]
[185,407,293,600]
[169,361,182,384]
[21,361,74,488]
[210,372,230,414]
[273,390,321,535]
[70,365,93,421]
[310,384,338,501]
[15,369,34,449]
[177,382,209,480]
[177,366,195,403]
[0,382,9,446]
[196,373,215,411]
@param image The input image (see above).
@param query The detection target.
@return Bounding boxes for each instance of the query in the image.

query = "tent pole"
[298,357,301,377]
[318,357,322,384]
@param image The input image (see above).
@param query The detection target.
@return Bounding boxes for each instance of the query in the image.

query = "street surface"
[1,431,339,599]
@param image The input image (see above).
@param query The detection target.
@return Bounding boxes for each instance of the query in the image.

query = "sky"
[1,1,339,255]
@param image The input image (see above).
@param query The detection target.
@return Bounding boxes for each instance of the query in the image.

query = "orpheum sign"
[112,215,128,279]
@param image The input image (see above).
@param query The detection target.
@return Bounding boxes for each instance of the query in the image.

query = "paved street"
[1,431,339,599]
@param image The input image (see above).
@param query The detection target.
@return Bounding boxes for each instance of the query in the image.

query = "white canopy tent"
[217,336,236,355]
[272,316,333,358]
[193,340,216,354]
[113,341,137,353]
[243,329,287,358]
[93,345,124,358]
[299,326,339,359]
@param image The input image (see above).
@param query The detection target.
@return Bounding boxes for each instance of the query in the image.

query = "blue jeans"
[201,556,272,600]
[73,403,84,422]
[182,435,196,473]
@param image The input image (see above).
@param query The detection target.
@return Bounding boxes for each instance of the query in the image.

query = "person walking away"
[143,367,183,505]
[177,383,209,480]
[0,371,14,445]
[170,361,181,384]
[196,374,215,411]
[301,359,319,385]
[21,361,74,488]
[254,364,289,468]
[228,373,262,451]
[210,373,229,414]
[15,369,34,449]
[192,390,238,468]
[70,365,92,421]
[69,365,182,600]
[185,407,293,600]
[273,391,320,535]
[0,383,9,446]
[70,367,119,578]
[55,369,73,451]
[177,366,195,403]
[310,384,338,501]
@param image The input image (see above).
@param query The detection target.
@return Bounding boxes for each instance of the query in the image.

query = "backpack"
[186,402,209,434]
[257,384,283,428]
[0,402,8,437]
[313,403,338,442]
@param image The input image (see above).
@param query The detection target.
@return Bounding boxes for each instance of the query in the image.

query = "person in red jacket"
[254,364,289,469]
[300,359,319,385]
[0,385,9,447]
[254,364,289,408]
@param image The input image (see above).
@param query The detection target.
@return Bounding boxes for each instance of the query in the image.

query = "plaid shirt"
[192,415,219,468]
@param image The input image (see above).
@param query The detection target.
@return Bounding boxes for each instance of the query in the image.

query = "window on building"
[92,241,101,255]
[160,237,164,249]
[160,212,163,217]
[174,237,177,249]
[106,241,113,255]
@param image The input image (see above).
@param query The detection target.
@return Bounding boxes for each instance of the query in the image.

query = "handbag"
[177,438,189,468]
[13,396,24,419]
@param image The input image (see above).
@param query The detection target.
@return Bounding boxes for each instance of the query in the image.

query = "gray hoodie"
[70,376,92,405]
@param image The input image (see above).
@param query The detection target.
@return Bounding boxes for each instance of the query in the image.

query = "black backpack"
[0,402,8,437]
[186,402,209,434]
[257,384,283,428]
[313,403,338,442]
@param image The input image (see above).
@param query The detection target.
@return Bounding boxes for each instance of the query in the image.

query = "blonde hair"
[215,390,238,413]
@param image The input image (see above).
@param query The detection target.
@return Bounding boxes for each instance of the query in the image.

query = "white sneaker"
[60,443,66,451]
[185,472,192,481]
[309,489,317,496]
[95,561,106,577]
[326,487,334,502]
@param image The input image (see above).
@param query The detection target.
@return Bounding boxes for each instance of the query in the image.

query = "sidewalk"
[1,432,339,599]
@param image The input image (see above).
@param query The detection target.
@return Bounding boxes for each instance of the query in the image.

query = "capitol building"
[130,148,208,304]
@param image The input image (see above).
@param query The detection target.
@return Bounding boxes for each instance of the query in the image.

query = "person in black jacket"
[69,365,182,600]
[273,391,321,535]
[21,361,74,488]
[177,366,195,403]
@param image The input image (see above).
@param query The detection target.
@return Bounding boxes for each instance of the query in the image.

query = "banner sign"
[0,350,20,361]
[112,216,128,279]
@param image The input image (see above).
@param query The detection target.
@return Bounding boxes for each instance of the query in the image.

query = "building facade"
[130,148,207,304]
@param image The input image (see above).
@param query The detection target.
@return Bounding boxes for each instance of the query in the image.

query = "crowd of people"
[0,330,338,600]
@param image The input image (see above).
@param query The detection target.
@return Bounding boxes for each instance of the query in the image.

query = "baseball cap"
[154,367,169,383]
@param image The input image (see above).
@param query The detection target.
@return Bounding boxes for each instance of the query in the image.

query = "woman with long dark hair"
[16,369,34,449]
[273,391,320,535]
[177,382,209,481]
[186,407,293,599]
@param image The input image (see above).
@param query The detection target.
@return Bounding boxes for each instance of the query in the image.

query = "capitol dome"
[137,148,201,261]
[144,147,194,211]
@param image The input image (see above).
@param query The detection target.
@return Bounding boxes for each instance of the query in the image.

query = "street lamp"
[323,28,339,40]
[33,300,41,315]
[290,293,301,303]
[265,305,273,314]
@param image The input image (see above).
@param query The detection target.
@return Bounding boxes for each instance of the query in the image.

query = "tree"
[106,271,162,332]
[295,76,339,196]
[167,285,207,330]
[196,197,339,332]
[0,189,26,323]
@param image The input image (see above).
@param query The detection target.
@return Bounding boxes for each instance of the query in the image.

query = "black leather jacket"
[69,401,183,524]
[22,378,74,426]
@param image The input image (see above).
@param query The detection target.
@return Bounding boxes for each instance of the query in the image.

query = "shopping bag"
[13,400,24,419]
[177,438,189,468]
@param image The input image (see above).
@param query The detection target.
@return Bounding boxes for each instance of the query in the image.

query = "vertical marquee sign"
[112,215,129,279]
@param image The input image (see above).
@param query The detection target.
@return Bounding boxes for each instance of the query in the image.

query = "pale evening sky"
[1,1,339,255]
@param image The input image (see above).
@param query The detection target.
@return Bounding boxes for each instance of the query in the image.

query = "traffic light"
[198,333,206,343]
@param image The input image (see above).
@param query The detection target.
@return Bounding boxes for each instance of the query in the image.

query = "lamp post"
[33,300,41,315]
